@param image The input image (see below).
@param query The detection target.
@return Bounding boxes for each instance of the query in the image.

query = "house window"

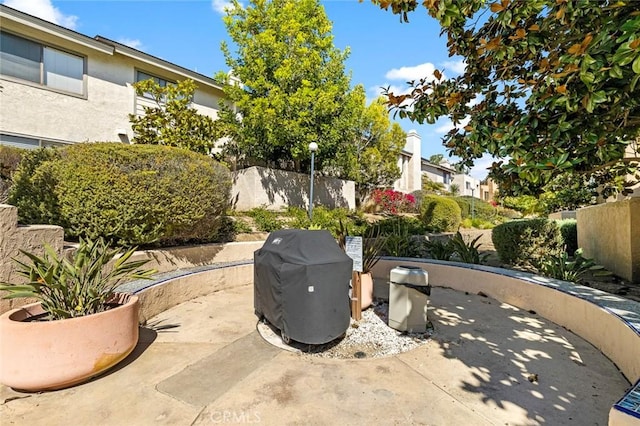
[0,133,70,149]
[466,182,471,190]
[136,70,171,87]
[0,31,85,95]
[135,70,175,100]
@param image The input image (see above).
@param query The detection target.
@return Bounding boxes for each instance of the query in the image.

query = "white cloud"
[468,154,495,180]
[435,117,470,134]
[385,62,439,82]
[117,38,143,50]
[211,0,236,14]
[440,59,466,75]
[4,0,78,29]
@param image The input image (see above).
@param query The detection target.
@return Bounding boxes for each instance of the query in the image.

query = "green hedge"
[492,218,564,267]
[9,143,231,246]
[421,195,462,232]
[557,219,578,254]
[453,196,497,221]
[0,145,26,202]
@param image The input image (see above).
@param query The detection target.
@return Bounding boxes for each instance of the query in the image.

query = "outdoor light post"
[308,142,318,221]
[471,185,476,220]
[470,183,480,220]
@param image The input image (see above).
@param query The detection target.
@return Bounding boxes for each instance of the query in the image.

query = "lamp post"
[471,183,478,220]
[308,142,318,221]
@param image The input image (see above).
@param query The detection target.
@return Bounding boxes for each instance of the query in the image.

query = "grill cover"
[254,229,352,345]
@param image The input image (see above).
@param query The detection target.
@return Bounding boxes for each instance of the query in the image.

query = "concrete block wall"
[230,166,355,211]
[0,204,64,312]
[577,198,640,283]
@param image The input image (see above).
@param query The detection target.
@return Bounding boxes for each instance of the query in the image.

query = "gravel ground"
[273,300,433,359]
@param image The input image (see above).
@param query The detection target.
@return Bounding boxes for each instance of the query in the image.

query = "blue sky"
[3,0,491,179]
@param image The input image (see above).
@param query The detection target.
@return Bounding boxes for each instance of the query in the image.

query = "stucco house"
[420,158,456,192]
[0,4,226,149]
[393,130,422,194]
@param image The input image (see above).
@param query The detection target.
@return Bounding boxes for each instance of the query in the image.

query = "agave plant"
[0,237,155,320]
[426,238,455,261]
[538,249,611,283]
[448,232,490,265]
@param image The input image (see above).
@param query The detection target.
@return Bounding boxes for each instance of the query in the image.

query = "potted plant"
[360,228,385,310]
[338,220,385,310]
[0,238,155,391]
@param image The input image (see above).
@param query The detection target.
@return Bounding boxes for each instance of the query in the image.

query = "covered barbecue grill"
[254,229,352,345]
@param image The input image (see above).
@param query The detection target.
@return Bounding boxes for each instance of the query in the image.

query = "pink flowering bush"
[370,188,416,214]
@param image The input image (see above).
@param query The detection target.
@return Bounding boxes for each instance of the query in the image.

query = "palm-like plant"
[0,238,155,320]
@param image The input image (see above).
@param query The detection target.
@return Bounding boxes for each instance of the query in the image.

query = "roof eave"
[95,36,225,92]
[0,4,113,55]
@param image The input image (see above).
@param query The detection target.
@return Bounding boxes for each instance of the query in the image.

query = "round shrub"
[492,218,564,267]
[9,143,231,246]
[453,196,497,221]
[453,196,471,218]
[556,219,578,254]
[421,195,462,232]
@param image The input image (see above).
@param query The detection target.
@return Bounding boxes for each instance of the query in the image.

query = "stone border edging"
[371,257,640,425]
[372,257,640,382]
[116,251,640,424]
[117,260,254,324]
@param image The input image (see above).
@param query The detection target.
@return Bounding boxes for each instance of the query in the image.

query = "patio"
[0,280,630,425]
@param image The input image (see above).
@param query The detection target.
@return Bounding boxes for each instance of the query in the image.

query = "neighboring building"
[480,177,499,203]
[393,129,422,194]
[0,4,227,149]
[420,158,456,192]
[452,173,482,198]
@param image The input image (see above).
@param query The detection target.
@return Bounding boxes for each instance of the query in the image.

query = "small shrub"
[368,215,426,236]
[0,145,26,203]
[10,143,231,246]
[453,196,497,221]
[492,218,564,268]
[453,197,471,218]
[231,217,253,234]
[246,207,285,232]
[421,195,462,232]
[556,219,578,254]
[287,206,367,237]
[8,147,61,224]
[461,217,496,229]
[369,188,416,214]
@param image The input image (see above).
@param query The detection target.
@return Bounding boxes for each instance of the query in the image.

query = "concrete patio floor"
[0,284,631,425]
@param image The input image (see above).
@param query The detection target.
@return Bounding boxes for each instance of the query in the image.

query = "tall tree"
[371,0,640,197]
[218,0,357,173]
[337,87,405,204]
[129,79,219,155]
[428,153,444,165]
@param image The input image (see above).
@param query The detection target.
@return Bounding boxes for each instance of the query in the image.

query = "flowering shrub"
[370,188,416,214]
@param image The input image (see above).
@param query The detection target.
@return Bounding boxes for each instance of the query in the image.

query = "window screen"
[43,47,83,94]
[0,31,40,83]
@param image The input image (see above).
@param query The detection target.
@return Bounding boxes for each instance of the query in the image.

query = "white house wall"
[0,9,225,145]
[393,130,422,193]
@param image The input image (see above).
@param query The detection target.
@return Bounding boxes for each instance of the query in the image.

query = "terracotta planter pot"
[0,293,139,391]
[361,272,374,310]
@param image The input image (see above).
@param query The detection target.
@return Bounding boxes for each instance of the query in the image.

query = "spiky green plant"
[426,239,455,261]
[538,249,611,283]
[0,238,155,320]
[449,232,490,265]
